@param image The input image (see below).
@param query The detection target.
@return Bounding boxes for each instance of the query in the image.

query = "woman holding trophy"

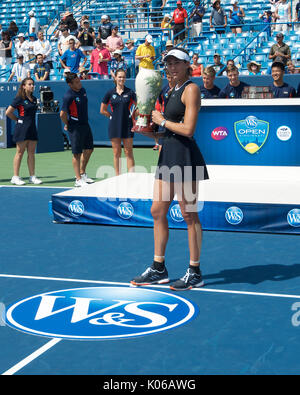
[131,48,208,291]
[100,68,136,175]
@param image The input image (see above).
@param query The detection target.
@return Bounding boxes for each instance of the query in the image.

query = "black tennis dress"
[10,95,38,143]
[155,80,209,182]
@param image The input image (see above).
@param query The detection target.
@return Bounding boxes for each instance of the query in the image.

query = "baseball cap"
[164,49,190,62]
[276,32,284,38]
[145,34,153,43]
[214,53,221,57]
[101,15,108,20]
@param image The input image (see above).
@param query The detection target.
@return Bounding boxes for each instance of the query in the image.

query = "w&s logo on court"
[5,287,198,340]
[234,116,269,154]
[68,200,84,217]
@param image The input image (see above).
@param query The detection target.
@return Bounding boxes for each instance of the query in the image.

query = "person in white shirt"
[7,55,30,82]
[14,33,28,60]
[58,27,80,55]
[33,31,52,68]
[29,10,39,34]
[275,0,291,32]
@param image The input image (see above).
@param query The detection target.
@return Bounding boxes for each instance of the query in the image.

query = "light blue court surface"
[0,187,300,375]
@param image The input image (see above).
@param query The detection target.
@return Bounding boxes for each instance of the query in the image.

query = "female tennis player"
[131,48,208,290]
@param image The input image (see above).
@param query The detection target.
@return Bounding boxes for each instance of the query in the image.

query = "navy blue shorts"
[68,123,94,154]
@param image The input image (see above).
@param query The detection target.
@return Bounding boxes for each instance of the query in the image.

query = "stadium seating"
[0,0,299,81]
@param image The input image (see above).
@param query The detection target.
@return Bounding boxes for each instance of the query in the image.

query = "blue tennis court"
[1,186,300,376]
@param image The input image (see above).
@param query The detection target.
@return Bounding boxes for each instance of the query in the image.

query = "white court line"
[0,185,71,189]
[2,338,62,375]
[1,273,300,300]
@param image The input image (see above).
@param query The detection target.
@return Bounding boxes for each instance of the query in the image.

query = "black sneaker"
[131,266,169,286]
[170,268,204,291]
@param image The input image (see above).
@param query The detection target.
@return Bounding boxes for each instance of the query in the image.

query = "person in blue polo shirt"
[269,61,296,98]
[59,38,87,74]
[219,64,249,98]
[100,68,136,176]
[200,66,220,98]
[60,72,94,187]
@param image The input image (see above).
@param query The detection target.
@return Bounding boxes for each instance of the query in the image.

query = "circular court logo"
[5,287,198,340]
[225,206,243,225]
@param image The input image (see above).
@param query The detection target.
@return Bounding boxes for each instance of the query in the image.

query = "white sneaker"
[29,175,42,185]
[11,176,25,186]
[81,173,94,183]
[75,178,88,187]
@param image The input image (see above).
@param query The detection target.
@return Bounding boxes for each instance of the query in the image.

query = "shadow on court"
[203,263,300,286]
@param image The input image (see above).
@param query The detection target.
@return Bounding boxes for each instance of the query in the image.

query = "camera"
[38,86,59,113]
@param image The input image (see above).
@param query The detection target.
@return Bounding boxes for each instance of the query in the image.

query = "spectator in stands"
[28,10,39,34]
[269,60,296,97]
[286,60,299,74]
[110,50,128,80]
[58,27,80,56]
[268,32,291,66]
[246,60,262,75]
[0,31,12,66]
[190,0,205,38]
[161,14,172,29]
[191,53,203,77]
[125,3,136,29]
[275,0,291,33]
[27,34,37,68]
[106,25,124,54]
[89,38,111,79]
[150,0,167,28]
[125,39,135,52]
[77,20,95,55]
[79,66,92,80]
[33,31,53,69]
[8,21,19,38]
[200,66,220,98]
[210,0,227,35]
[297,82,300,97]
[211,53,225,76]
[97,15,113,42]
[33,54,50,81]
[229,0,245,35]
[62,11,78,36]
[7,55,30,82]
[60,38,87,74]
[219,64,249,98]
[259,10,272,37]
[135,34,156,70]
[294,0,300,31]
[170,1,188,44]
[14,33,28,60]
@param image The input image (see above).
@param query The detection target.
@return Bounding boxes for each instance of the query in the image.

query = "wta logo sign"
[211,126,229,141]
[5,287,198,340]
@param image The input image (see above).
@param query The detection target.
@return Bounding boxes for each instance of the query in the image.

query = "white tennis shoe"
[29,175,42,185]
[11,176,26,186]
[81,173,94,183]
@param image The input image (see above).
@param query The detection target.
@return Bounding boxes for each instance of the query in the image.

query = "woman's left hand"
[152,110,164,126]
